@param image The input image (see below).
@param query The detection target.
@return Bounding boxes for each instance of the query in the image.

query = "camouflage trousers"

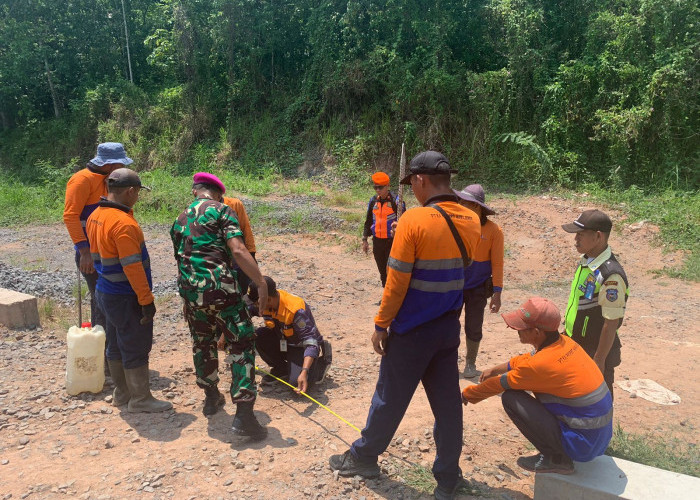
[183,299,256,402]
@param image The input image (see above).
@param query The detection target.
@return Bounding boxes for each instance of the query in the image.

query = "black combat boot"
[203,386,226,416]
[231,401,268,440]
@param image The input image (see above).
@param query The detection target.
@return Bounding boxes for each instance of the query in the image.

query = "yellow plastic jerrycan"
[66,323,106,395]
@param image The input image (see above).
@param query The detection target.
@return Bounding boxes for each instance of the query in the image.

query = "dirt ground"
[0,194,698,500]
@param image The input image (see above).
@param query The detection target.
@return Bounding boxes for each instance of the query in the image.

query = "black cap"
[400,151,457,184]
[562,209,612,233]
[107,168,151,191]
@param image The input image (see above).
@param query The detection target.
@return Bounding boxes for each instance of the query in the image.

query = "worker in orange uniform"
[86,168,172,413]
[221,195,257,294]
[462,297,613,474]
[331,151,481,500]
[64,142,132,329]
[362,172,405,287]
[454,184,504,378]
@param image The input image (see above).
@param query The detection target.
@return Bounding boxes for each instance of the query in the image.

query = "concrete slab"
[0,288,40,329]
[534,455,700,499]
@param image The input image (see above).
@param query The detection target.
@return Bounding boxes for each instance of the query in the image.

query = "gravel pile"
[0,262,76,305]
[0,262,177,304]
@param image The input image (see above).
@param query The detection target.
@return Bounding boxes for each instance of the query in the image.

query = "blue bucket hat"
[90,142,133,167]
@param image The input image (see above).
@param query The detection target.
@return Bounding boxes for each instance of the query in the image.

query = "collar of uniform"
[377,191,393,202]
[423,193,459,206]
[98,196,133,214]
[580,245,612,271]
[86,164,109,176]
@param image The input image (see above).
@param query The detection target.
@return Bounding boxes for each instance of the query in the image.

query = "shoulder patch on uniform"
[294,316,307,329]
[606,289,618,302]
[604,281,618,286]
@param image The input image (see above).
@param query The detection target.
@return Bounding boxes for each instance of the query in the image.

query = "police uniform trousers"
[372,236,393,287]
[350,310,463,490]
[96,291,152,369]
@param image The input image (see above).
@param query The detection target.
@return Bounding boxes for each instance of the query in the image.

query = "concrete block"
[0,288,40,329]
[534,455,700,499]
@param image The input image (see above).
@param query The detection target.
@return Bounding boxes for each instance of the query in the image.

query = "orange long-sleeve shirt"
[86,200,154,305]
[63,167,109,250]
[375,196,481,333]
[223,196,256,253]
[463,219,504,291]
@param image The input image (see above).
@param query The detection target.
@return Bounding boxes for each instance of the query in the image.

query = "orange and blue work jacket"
[63,166,109,252]
[375,194,481,334]
[462,334,613,462]
[463,219,504,292]
[363,193,405,239]
[256,289,324,358]
[86,199,154,306]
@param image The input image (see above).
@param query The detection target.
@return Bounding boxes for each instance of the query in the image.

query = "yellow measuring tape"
[255,365,361,433]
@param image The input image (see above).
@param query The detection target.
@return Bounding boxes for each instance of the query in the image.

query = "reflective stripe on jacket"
[564,247,629,361]
[375,196,481,334]
[86,199,153,305]
[463,334,613,462]
[363,194,405,239]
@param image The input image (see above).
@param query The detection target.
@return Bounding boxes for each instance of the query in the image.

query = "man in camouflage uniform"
[171,172,268,439]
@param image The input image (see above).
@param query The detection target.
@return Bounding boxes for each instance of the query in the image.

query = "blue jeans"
[96,291,153,369]
[351,311,463,489]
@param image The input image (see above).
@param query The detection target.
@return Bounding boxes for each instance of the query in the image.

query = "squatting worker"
[362,172,405,287]
[462,297,613,474]
[247,276,332,394]
[86,168,172,413]
[454,184,504,379]
[330,151,481,500]
[170,172,268,440]
[562,210,629,399]
[64,142,132,330]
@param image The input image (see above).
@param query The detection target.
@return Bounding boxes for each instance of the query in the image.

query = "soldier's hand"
[140,302,156,325]
[217,333,226,351]
[371,329,388,356]
[361,240,369,254]
[78,248,95,274]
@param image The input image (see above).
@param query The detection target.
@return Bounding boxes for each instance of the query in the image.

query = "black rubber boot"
[231,401,268,440]
[203,386,225,416]
[106,360,131,406]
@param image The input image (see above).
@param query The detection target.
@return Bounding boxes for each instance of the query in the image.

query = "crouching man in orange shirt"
[462,297,613,474]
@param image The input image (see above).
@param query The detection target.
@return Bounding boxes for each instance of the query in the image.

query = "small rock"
[1,459,9,465]
[18,437,30,445]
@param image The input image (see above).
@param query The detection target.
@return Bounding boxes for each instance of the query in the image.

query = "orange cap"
[371,172,390,186]
[501,297,561,331]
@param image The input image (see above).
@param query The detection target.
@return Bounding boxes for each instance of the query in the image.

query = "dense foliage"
[0,0,698,189]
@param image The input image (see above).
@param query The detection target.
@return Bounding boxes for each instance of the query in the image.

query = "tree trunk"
[44,57,60,118]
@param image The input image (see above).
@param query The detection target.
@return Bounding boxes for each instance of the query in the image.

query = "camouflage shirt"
[170,197,243,305]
